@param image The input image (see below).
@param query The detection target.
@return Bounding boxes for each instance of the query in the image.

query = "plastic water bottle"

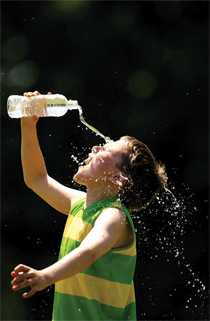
[7,94,80,118]
[7,93,112,142]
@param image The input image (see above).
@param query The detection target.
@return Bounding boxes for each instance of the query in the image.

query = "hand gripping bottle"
[7,94,80,118]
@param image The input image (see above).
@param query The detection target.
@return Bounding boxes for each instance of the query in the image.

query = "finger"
[11,272,35,286]
[12,282,27,291]
[30,91,40,96]
[27,91,34,96]
[14,264,31,273]
[12,271,36,282]
[11,270,24,278]
[12,278,34,291]
[22,288,36,299]
[12,279,29,291]
[11,275,23,286]
[22,288,37,299]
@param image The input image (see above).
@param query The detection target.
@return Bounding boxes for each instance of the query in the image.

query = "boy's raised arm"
[21,115,85,215]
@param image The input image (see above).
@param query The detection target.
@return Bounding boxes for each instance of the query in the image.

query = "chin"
[73,172,82,184]
[73,169,89,186]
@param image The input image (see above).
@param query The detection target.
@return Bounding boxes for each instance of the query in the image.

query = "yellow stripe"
[55,273,135,308]
[63,216,92,241]
[112,242,137,256]
[127,282,136,303]
[63,216,136,257]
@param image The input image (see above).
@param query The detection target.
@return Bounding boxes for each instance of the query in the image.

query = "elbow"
[23,173,47,190]
[23,175,33,188]
[23,173,36,188]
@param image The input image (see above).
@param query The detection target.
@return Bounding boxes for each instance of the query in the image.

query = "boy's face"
[73,139,129,187]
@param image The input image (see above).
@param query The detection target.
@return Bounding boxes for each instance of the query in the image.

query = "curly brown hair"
[118,136,168,212]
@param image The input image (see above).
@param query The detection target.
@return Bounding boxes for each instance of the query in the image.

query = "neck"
[85,183,118,208]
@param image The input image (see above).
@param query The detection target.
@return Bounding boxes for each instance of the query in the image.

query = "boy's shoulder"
[95,207,127,230]
[96,207,133,249]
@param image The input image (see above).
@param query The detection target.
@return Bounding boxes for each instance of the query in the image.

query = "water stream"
[67,104,112,143]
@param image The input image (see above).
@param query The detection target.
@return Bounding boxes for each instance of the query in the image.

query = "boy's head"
[73,139,128,188]
[73,136,168,211]
[118,136,168,211]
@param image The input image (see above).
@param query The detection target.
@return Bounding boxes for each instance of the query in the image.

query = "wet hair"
[118,136,168,212]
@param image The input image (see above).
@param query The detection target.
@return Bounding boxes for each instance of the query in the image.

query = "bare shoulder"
[94,207,127,229]
[80,207,132,257]
[94,207,133,249]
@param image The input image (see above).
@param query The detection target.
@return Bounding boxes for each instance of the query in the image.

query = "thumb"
[22,288,36,299]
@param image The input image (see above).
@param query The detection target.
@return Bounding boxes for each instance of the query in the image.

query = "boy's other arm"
[21,117,85,215]
[41,208,127,282]
[11,208,127,298]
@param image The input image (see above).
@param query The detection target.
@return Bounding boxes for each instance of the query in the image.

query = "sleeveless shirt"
[52,196,137,321]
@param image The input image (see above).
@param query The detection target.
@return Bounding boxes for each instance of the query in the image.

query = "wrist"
[41,267,56,286]
[21,117,38,128]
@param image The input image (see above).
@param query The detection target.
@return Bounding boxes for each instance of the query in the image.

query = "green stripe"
[70,198,85,216]
[59,237,136,284]
[72,197,136,235]
[85,251,136,284]
[53,292,136,321]
[58,238,80,259]
[71,197,122,223]
[70,198,136,244]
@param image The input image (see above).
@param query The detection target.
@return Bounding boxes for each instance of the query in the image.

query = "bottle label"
[47,104,66,107]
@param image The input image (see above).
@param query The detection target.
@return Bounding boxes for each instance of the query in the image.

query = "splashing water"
[69,109,208,319]
[70,154,84,166]
[64,107,208,319]
[67,109,208,318]
[135,184,208,319]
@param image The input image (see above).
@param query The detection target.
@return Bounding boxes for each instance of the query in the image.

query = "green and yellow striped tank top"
[52,196,137,321]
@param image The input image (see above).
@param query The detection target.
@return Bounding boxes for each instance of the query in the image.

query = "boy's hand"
[23,91,52,97]
[21,91,52,123]
[21,91,41,124]
[23,90,41,97]
[11,264,51,299]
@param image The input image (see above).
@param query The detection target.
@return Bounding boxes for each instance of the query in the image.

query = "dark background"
[1,1,209,320]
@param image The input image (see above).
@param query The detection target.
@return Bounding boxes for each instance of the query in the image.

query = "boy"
[11,91,167,321]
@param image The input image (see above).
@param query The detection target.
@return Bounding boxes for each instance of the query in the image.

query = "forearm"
[42,247,95,284]
[21,118,47,184]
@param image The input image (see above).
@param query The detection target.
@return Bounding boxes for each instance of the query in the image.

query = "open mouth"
[81,157,92,166]
[80,152,98,167]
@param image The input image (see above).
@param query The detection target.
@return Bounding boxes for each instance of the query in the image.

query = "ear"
[111,173,129,187]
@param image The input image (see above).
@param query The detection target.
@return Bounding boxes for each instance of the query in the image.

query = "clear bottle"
[7,93,112,142]
[7,94,79,118]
